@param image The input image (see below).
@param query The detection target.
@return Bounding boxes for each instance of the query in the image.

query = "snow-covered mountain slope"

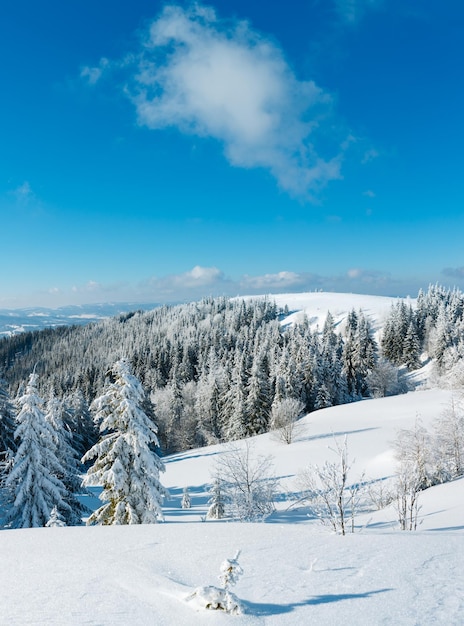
[162,388,460,531]
[2,387,463,625]
[271,291,408,333]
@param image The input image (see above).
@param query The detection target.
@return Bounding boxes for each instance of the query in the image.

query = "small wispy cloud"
[125,4,342,197]
[335,0,384,24]
[80,58,110,85]
[442,267,464,280]
[363,189,376,198]
[361,148,380,164]
[12,181,34,204]
[7,181,46,217]
[347,267,391,285]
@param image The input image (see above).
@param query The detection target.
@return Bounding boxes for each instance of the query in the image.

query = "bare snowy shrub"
[393,418,433,491]
[394,462,422,531]
[366,478,395,511]
[433,397,464,480]
[270,398,305,444]
[216,441,277,522]
[297,436,365,535]
[366,358,409,398]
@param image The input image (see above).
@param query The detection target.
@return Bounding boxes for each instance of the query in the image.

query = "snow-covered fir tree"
[45,505,66,527]
[181,486,191,509]
[0,379,16,462]
[82,358,169,525]
[6,372,71,528]
[45,393,86,526]
[206,477,226,520]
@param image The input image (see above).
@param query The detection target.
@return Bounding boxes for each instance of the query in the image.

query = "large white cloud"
[129,4,342,197]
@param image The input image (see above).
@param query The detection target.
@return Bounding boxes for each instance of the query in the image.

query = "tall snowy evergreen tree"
[0,379,17,462]
[45,393,86,526]
[6,372,71,528]
[65,389,97,458]
[82,358,168,525]
[245,351,271,436]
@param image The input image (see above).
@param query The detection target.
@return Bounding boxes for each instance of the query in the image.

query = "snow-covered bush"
[270,397,305,444]
[186,550,243,615]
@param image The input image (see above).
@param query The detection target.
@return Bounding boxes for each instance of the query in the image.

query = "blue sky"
[1,0,463,307]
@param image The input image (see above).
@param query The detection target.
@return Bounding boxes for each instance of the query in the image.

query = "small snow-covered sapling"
[181,486,191,509]
[219,550,243,590]
[185,550,244,615]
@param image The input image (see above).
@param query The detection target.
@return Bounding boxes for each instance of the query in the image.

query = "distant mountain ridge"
[0,303,160,337]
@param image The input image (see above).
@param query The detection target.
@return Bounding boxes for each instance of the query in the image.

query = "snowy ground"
[1,388,463,625]
[1,293,463,624]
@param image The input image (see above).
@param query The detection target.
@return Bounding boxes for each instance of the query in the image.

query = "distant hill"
[0,302,160,337]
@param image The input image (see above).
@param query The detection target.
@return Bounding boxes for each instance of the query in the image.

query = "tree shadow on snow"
[164,450,223,465]
[243,588,392,616]
[427,525,464,532]
[296,427,379,444]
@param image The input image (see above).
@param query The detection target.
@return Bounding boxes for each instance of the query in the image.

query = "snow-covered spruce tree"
[45,505,66,528]
[245,350,272,436]
[45,393,86,526]
[82,358,168,525]
[0,379,17,462]
[206,477,226,520]
[6,372,71,528]
[64,389,97,458]
[181,486,191,509]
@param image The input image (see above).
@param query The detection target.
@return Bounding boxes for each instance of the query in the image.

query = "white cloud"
[171,265,225,288]
[128,4,342,197]
[241,271,306,290]
[347,267,390,284]
[3,264,430,308]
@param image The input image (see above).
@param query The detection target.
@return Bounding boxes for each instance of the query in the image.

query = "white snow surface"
[2,292,464,625]
[269,291,410,332]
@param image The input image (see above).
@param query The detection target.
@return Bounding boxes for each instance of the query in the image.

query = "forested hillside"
[0,284,463,457]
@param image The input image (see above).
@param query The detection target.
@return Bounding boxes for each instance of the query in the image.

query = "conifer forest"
[0,284,464,528]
